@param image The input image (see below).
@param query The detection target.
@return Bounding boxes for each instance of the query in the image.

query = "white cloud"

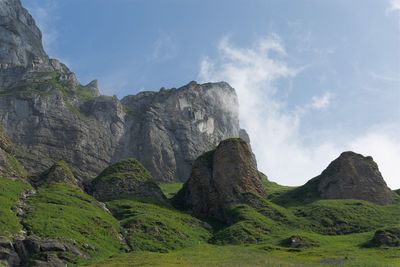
[150,32,179,63]
[198,35,400,189]
[387,0,400,13]
[310,92,332,110]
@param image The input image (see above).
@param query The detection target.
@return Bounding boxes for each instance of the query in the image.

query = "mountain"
[0,0,241,183]
[1,1,400,267]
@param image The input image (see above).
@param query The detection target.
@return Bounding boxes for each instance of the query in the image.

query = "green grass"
[88,238,400,267]
[259,172,293,200]
[88,244,312,267]
[292,199,400,235]
[4,153,28,178]
[93,158,152,185]
[106,199,211,253]
[159,183,183,199]
[23,183,124,263]
[0,177,32,237]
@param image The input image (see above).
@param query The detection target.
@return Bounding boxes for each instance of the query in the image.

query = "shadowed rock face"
[172,138,266,222]
[317,151,393,205]
[0,0,241,183]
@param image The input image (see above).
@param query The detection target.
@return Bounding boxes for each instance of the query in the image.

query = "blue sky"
[22,0,400,188]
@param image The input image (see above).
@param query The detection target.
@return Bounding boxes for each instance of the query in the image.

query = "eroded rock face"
[88,158,167,203]
[172,138,266,222]
[317,151,393,205]
[0,0,241,183]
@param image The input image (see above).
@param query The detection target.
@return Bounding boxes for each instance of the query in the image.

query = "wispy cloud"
[150,32,179,63]
[310,92,333,110]
[387,0,400,13]
[199,35,400,189]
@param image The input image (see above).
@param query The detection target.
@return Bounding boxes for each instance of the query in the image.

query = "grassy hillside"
[159,183,183,199]
[106,199,211,253]
[0,177,31,237]
[23,183,124,263]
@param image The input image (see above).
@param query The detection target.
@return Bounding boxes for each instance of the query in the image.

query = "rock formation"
[172,138,266,221]
[315,152,393,205]
[370,227,400,247]
[0,0,241,183]
[88,158,167,203]
[31,160,79,188]
[280,151,394,205]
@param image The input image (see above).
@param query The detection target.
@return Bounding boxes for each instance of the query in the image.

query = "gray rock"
[317,151,393,205]
[172,138,266,222]
[40,241,66,252]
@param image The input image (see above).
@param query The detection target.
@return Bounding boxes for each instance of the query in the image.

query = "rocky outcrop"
[172,138,266,222]
[315,152,393,205]
[370,227,400,247]
[88,158,167,203]
[276,151,394,206]
[31,160,79,188]
[0,235,87,267]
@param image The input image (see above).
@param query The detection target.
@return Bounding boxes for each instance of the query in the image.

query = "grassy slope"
[90,196,400,267]
[23,183,123,263]
[0,177,31,237]
[159,183,183,199]
[106,199,211,253]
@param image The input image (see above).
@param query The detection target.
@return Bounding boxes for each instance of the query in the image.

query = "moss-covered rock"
[32,160,79,188]
[89,158,167,203]
[370,227,400,247]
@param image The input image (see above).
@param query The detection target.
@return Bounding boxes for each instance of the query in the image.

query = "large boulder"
[172,138,266,222]
[316,152,393,205]
[88,158,167,203]
[370,227,400,247]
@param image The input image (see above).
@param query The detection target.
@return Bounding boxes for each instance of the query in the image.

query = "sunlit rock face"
[119,81,240,182]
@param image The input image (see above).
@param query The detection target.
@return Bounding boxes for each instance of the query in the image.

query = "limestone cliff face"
[0,0,241,182]
[119,81,239,181]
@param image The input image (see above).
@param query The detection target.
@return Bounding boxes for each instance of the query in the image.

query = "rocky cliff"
[0,0,241,182]
[172,138,266,221]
